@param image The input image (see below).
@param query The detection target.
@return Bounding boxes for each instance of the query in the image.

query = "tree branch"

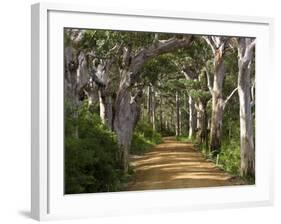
[194,102,200,111]
[243,39,256,63]
[130,35,193,75]
[203,36,216,54]
[223,87,238,109]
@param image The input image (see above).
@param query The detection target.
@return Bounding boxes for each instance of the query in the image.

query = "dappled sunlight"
[171,172,231,181]
[125,137,242,191]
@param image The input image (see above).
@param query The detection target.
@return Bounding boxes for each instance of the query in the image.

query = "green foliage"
[64,29,255,187]
[131,121,162,155]
[65,101,124,194]
[219,139,241,174]
[195,138,241,178]
[176,135,190,142]
[141,54,179,85]
[131,132,154,155]
[135,121,162,144]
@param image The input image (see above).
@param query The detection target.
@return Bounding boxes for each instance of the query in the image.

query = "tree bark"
[237,38,255,177]
[159,94,163,132]
[188,95,197,139]
[147,85,152,122]
[203,36,228,154]
[210,52,225,154]
[113,73,141,172]
[64,47,91,138]
[175,91,180,136]
[98,89,114,130]
[151,86,156,131]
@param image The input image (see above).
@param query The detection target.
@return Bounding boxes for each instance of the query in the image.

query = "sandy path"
[125,137,243,191]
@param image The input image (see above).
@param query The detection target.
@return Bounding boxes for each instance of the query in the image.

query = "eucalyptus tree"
[140,53,181,131]
[100,32,193,171]
[203,36,238,154]
[65,29,194,171]
[64,29,100,138]
[174,37,212,140]
[237,37,255,177]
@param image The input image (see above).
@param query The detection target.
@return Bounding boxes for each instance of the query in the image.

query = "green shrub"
[176,135,190,142]
[130,132,154,155]
[130,121,162,155]
[218,139,241,175]
[134,121,162,144]
[64,101,123,194]
[176,133,241,176]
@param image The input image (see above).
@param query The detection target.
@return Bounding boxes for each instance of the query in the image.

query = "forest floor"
[125,137,244,191]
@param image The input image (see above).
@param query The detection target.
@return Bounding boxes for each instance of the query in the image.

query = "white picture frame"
[31,2,274,221]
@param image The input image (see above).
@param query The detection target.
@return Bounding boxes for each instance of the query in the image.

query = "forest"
[64,28,255,194]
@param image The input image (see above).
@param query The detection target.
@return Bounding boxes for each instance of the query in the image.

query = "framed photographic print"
[31,2,274,221]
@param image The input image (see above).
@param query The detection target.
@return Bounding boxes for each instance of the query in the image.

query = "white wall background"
[0,0,279,223]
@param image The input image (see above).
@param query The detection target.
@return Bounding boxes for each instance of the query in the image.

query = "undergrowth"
[176,135,254,184]
[65,101,125,194]
[130,121,162,155]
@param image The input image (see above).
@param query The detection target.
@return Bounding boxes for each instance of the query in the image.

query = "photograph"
[64,28,255,194]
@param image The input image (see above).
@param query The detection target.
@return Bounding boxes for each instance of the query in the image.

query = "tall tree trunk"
[159,94,163,132]
[113,71,141,172]
[196,102,203,144]
[171,109,174,134]
[179,109,182,136]
[196,101,208,148]
[147,85,152,123]
[97,87,114,130]
[175,91,180,136]
[98,90,106,124]
[203,36,228,155]
[210,53,225,154]
[64,48,90,138]
[238,38,255,177]
[151,86,156,131]
[114,89,140,172]
[188,95,197,139]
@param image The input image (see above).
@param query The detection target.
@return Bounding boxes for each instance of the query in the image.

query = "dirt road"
[125,137,243,191]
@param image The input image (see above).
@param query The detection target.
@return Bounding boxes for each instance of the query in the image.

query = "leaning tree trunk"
[114,88,140,172]
[113,70,141,172]
[238,38,255,177]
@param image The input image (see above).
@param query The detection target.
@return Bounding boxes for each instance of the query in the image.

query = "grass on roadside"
[176,135,254,184]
